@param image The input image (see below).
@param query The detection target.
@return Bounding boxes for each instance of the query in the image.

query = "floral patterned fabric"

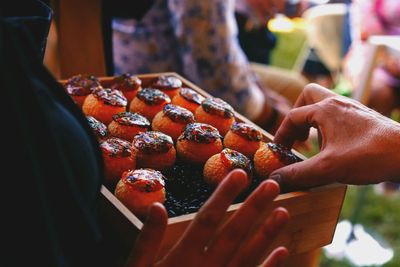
[112,0,264,120]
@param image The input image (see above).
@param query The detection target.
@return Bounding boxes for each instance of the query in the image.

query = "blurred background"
[265,0,400,266]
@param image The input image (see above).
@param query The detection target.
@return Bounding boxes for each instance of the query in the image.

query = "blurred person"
[342,0,400,193]
[2,1,290,266]
[269,83,400,190]
[110,0,309,134]
[343,0,400,117]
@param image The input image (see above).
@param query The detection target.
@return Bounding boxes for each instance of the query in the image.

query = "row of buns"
[62,73,298,218]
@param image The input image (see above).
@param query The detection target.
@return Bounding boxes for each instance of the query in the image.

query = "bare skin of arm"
[270,83,400,188]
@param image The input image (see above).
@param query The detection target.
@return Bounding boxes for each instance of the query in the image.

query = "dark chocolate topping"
[65,74,101,96]
[266,142,299,164]
[133,131,174,154]
[112,112,150,128]
[93,88,127,107]
[137,88,171,105]
[179,87,205,105]
[112,73,142,91]
[178,123,222,143]
[152,75,182,90]
[87,116,109,139]
[201,98,234,118]
[230,122,262,141]
[220,148,252,174]
[123,168,165,192]
[100,137,132,158]
[163,104,195,124]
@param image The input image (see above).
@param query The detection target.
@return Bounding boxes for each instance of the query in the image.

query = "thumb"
[269,154,333,190]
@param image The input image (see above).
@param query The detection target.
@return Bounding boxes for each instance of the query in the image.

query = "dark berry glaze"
[163,104,195,124]
[230,122,262,141]
[201,98,234,118]
[221,148,252,174]
[151,75,182,90]
[267,142,299,165]
[100,137,132,158]
[178,123,222,143]
[87,116,109,139]
[112,112,150,128]
[179,88,205,105]
[112,73,142,91]
[133,131,174,154]
[65,74,101,96]
[93,88,127,107]
[137,88,171,105]
[122,169,165,192]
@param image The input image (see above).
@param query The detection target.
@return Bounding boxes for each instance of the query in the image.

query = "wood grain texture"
[56,0,106,78]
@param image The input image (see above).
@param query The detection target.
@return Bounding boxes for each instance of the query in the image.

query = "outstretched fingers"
[162,169,249,265]
[204,180,281,266]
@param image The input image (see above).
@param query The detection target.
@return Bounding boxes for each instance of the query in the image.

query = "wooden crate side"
[154,183,346,258]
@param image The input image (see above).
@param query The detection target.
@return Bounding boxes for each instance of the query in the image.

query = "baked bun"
[254,142,298,180]
[176,123,223,165]
[86,116,109,141]
[100,137,136,185]
[204,148,252,187]
[64,74,102,107]
[152,104,195,141]
[129,88,171,121]
[150,75,182,99]
[111,73,142,104]
[195,98,235,136]
[108,112,150,141]
[132,131,176,171]
[224,122,263,158]
[82,88,127,124]
[115,168,166,218]
[171,87,205,113]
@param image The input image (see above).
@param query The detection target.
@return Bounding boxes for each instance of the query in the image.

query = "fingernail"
[269,173,282,185]
[274,209,289,225]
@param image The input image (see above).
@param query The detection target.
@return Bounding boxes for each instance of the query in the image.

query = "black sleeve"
[0,5,108,267]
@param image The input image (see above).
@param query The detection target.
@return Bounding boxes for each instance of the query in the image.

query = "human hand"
[270,83,400,188]
[126,169,289,267]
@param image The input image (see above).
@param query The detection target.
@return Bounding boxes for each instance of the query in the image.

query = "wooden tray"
[63,72,347,266]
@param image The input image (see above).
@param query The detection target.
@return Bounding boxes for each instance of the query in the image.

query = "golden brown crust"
[114,168,166,218]
[129,89,171,121]
[223,130,262,159]
[133,131,176,170]
[152,111,188,141]
[82,94,127,124]
[253,142,298,179]
[195,107,235,136]
[176,138,223,165]
[171,93,201,114]
[100,137,136,185]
